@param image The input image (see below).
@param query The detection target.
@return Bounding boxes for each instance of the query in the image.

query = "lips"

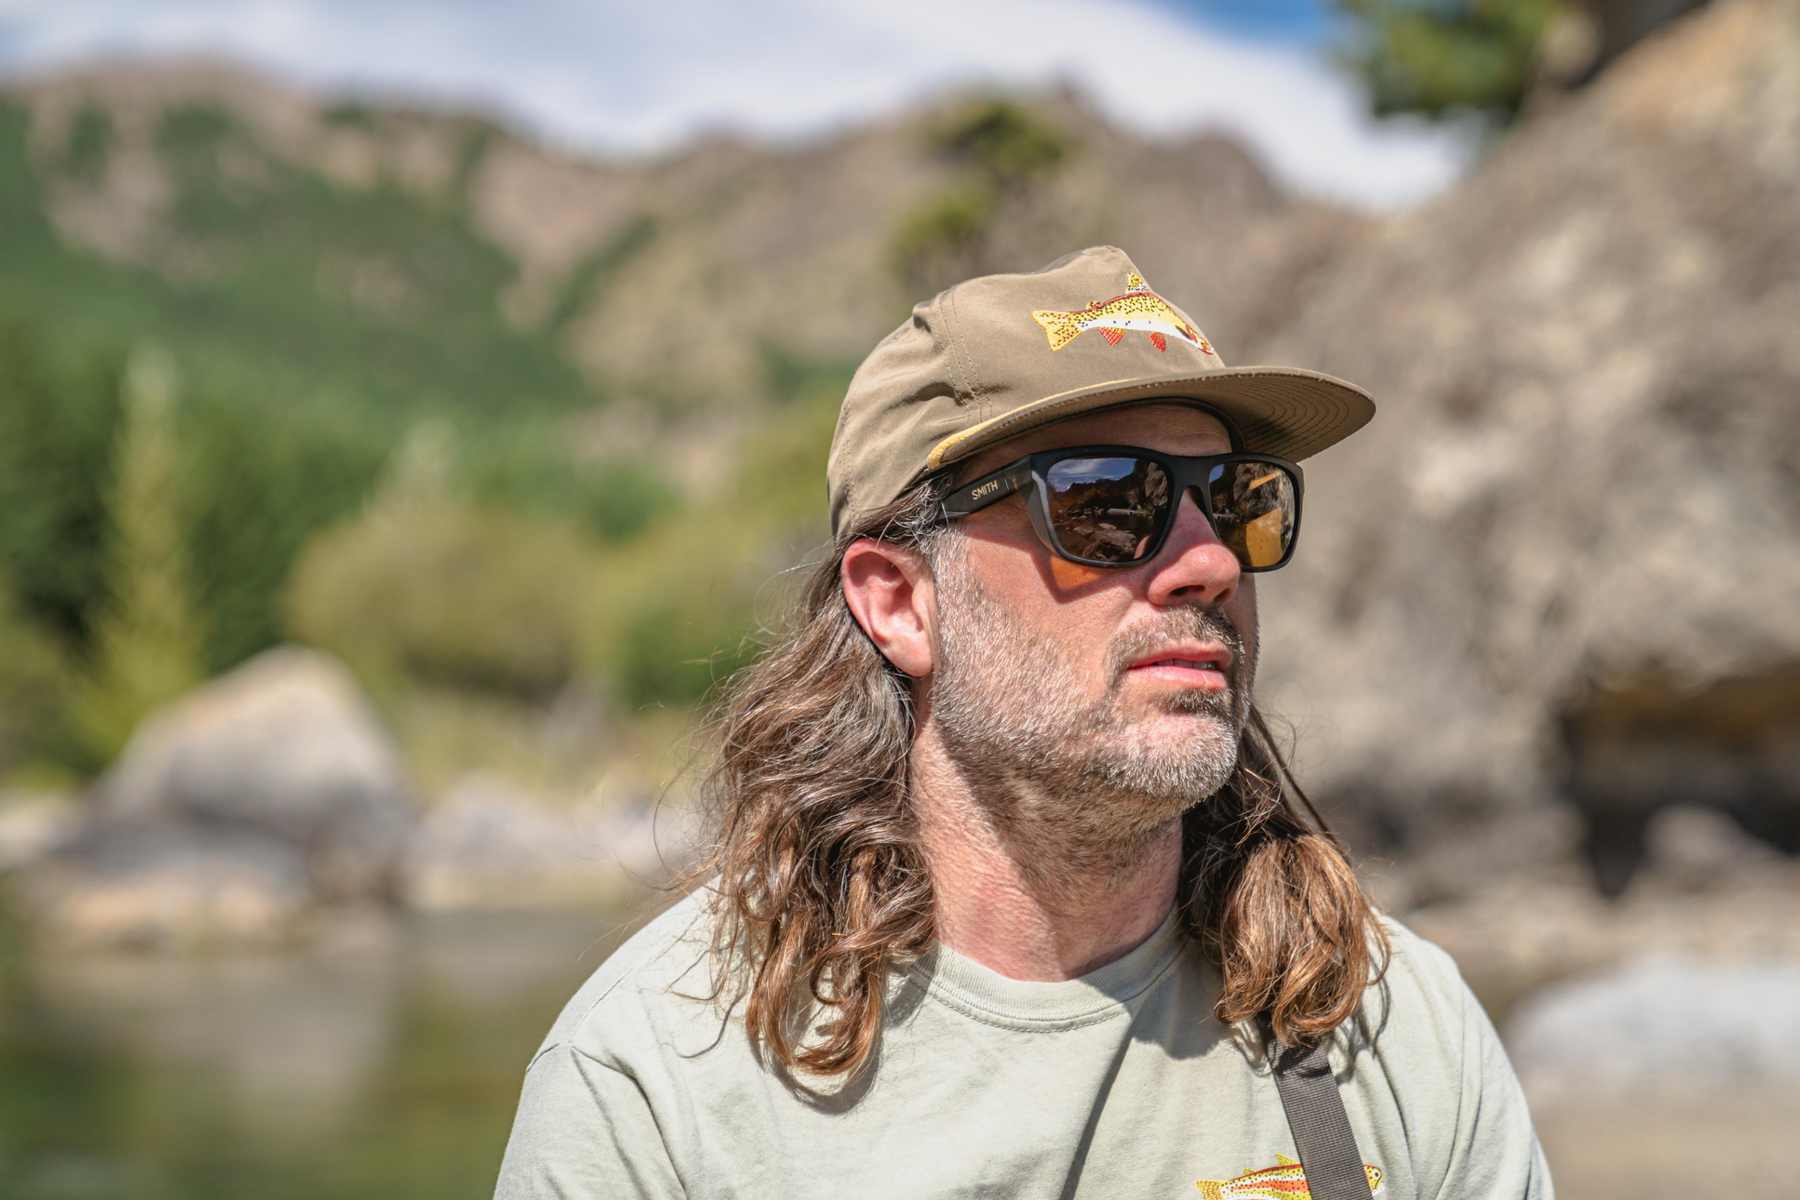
[1126,644,1232,673]
[1124,643,1233,690]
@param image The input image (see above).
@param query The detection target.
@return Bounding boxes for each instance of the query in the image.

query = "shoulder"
[1348,926,1553,1196]
[1349,914,1508,1093]
[525,889,720,1074]
[1370,915,1474,1026]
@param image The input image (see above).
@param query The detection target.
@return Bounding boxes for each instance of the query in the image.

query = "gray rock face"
[25,647,416,948]
[1506,956,1800,1087]
[1246,0,1800,899]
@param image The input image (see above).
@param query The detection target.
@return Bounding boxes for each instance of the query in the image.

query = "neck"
[907,721,1183,983]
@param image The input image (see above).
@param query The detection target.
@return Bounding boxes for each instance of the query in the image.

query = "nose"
[1144,488,1241,607]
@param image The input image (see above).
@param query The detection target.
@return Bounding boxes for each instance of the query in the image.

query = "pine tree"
[68,343,206,766]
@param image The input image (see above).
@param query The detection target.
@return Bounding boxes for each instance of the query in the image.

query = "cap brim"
[923,366,1375,474]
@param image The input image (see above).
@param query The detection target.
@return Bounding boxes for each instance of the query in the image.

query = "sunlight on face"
[924,403,1260,855]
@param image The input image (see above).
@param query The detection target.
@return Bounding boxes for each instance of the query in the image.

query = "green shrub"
[931,98,1068,182]
[891,99,1072,295]
[599,517,772,710]
[286,499,604,700]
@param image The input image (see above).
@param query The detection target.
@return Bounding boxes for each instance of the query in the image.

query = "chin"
[1121,710,1237,757]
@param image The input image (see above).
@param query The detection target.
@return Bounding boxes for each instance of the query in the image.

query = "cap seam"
[944,285,987,421]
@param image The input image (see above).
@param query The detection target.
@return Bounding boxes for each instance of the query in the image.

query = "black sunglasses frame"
[937,445,1306,572]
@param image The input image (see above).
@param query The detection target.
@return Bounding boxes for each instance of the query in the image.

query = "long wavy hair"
[691,479,1387,1076]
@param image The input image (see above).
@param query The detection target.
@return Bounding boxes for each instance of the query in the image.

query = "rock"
[1246,0,1800,899]
[22,647,416,949]
[1638,803,1790,891]
[1506,956,1800,1089]
[22,825,312,950]
[401,772,694,912]
[93,645,415,900]
[0,791,82,871]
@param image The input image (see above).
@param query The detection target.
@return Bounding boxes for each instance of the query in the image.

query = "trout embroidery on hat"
[1194,1154,1384,1198]
[1030,272,1215,355]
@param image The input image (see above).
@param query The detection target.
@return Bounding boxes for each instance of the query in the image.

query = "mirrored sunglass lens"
[1044,457,1171,563]
[1207,462,1297,568]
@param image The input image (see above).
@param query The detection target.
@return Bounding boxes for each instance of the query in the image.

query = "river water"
[0,906,646,1199]
[10,895,1796,1200]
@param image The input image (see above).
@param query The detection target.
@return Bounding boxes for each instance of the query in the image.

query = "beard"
[925,538,1252,882]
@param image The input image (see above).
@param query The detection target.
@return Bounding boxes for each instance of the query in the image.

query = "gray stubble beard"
[924,536,1252,888]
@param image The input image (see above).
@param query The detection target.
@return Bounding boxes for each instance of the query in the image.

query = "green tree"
[67,343,207,765]
[179,392,389,671]
[0,319,123,643]
[1335,0,1561,122]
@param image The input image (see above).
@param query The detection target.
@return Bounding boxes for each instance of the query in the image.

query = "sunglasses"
[937,445,1305,571]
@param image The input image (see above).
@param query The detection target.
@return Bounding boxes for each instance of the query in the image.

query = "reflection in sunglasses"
[1244,509,1287,566]
[1247,471,1282,490]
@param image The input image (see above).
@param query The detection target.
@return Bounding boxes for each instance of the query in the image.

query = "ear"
[841,538,937,677]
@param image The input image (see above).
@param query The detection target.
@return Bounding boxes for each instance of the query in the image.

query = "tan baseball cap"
[827,245,1374,538]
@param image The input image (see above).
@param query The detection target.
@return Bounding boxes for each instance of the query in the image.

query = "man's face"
[922,403,1257,862]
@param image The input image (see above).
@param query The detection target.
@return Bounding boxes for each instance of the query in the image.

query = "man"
[496,247,1552,1198]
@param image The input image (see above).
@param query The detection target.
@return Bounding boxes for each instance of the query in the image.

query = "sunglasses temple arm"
[938,463,1031,521]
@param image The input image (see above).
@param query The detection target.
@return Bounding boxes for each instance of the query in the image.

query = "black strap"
[1267,1029,1371,1199]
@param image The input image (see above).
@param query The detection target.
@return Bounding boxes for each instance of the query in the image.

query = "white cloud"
[0,0,1476,207]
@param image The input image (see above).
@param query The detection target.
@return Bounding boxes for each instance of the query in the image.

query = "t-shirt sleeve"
[494,1043,686,1200]
[1412,938,1555,1200]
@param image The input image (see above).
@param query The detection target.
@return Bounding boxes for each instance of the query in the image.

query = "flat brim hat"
[827,245,1374,538]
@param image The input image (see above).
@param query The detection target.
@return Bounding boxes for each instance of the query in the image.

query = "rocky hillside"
[3,59,1357,428]
[1249,0,1800,902]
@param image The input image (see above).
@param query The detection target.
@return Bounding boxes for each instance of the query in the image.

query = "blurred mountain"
[1,58,1356,427]
[1251,0,1800,902]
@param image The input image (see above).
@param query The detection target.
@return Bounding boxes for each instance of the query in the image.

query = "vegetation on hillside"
[1333,0,1713,125]
[1336,0,1560,122]
[0,80,819,787]
[892,99,1074,295]
[0,99,589,422]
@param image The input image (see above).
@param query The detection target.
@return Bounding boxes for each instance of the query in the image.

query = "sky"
[0,0,1476,209]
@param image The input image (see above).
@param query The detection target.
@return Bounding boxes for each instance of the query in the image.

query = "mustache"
[1105,607,1246,684]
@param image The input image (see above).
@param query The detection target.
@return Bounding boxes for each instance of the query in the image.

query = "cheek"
[979,573,1114,673]
[1046,555,1116,592]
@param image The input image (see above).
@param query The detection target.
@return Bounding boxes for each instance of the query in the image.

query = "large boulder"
[24,646,416,949]
[1244,0,1800,901]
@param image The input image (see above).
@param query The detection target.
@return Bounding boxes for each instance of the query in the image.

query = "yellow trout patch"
[1030,272,1214,354]
[1195,1154,1384,1199]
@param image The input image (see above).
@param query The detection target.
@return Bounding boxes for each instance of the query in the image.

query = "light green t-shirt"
[495,894,1551,1199]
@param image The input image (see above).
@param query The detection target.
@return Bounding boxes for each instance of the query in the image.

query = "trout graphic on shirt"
[1030,273,1214,354]
[1195,1153,1384,1198]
